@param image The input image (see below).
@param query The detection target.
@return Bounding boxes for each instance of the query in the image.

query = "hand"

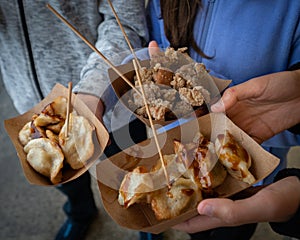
[211,70,300,143]
[76,93,104,123]
[173,176,300,233]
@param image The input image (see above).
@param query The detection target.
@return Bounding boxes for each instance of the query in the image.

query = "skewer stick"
[65,82,72,138]
[46,3,142,97]
[132,59,170,189]
[107,0,142,69]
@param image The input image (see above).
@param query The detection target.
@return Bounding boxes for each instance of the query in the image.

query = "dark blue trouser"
[56,171,97,223]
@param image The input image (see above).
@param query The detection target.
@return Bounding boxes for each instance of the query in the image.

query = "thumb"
[198,198,235,220]
[197,194,274,226]
[148,40,160,57]
[211,79,262,112]
[148,40,159,48]
[211,87,239,112]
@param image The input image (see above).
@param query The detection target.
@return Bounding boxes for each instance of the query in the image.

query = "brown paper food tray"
[96,113,280,234]
[4,83,109,186]
[108,60,232,127]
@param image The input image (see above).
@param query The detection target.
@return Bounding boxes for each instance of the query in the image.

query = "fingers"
[173,214,224,233]
[197,198,249,224]
[148,40,160,58]
[211,79,258,113]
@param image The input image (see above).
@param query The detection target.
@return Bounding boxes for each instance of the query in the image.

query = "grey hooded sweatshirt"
[0,0,148,122]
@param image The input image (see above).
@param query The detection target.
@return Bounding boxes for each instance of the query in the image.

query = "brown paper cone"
[4,83,109,186]
[96,113,279,233]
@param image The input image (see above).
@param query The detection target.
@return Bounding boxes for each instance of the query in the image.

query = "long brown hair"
[160,0,210,58]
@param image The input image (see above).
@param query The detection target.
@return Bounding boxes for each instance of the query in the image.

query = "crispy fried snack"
[130,48,211,120]
[118,130,255,220]
[151,177,202,220]
[59,112,94,169]
[18,96,95,183]
[118,166,153,208]
[215,130,256,185]
[24,138,64,184]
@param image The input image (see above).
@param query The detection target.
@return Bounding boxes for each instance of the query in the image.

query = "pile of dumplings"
[18,96,94,184]
[118,130,256,220]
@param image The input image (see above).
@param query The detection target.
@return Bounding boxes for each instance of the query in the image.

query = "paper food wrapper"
[4,83,109,186]
[108,60,231,127]
[96,113,279,234]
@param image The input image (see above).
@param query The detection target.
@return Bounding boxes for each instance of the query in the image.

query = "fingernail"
[211,101,223,112]
[199,203,214,217]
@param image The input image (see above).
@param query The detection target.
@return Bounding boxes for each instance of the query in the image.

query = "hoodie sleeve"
[73,0,149,112]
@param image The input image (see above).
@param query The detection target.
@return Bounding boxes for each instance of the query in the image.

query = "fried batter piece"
[130,47,212,121]
[179,86,210,106]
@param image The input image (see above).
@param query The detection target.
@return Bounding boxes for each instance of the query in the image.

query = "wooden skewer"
[65,82,73,138]
[46,3,142,97]
[132,59,170,189]
[107,0,142,69]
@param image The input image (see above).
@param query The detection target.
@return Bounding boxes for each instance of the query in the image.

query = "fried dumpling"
[41,96,67,119]
[59,112,94,169]
[19,121,33,146]
[151,177,202,220]
[151,153,189,182]
[199,161,227,190]
[215,130,256,185]
[24,138,64,184]
[33,96,67,131]
[33,113,62,127]
[194,136,227,189]
[118,166,153,208]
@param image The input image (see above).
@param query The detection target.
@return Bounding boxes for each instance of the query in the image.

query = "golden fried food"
[130,48,211,120]
[118,166,153,208]
[215,130,256,185]
[151,177,202,220]
[33,96,67,130]
[18,121,33,146]
[41,96,67,119]
[24,138,64,184]
[18,96,95,183]
[193,135,227,190]
[199,161,227,190]
[59,112,94,169]
[118,130,255,220]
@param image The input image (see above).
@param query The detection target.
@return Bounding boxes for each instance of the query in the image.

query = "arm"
[211,69,300,143]
[73,0,149,120]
